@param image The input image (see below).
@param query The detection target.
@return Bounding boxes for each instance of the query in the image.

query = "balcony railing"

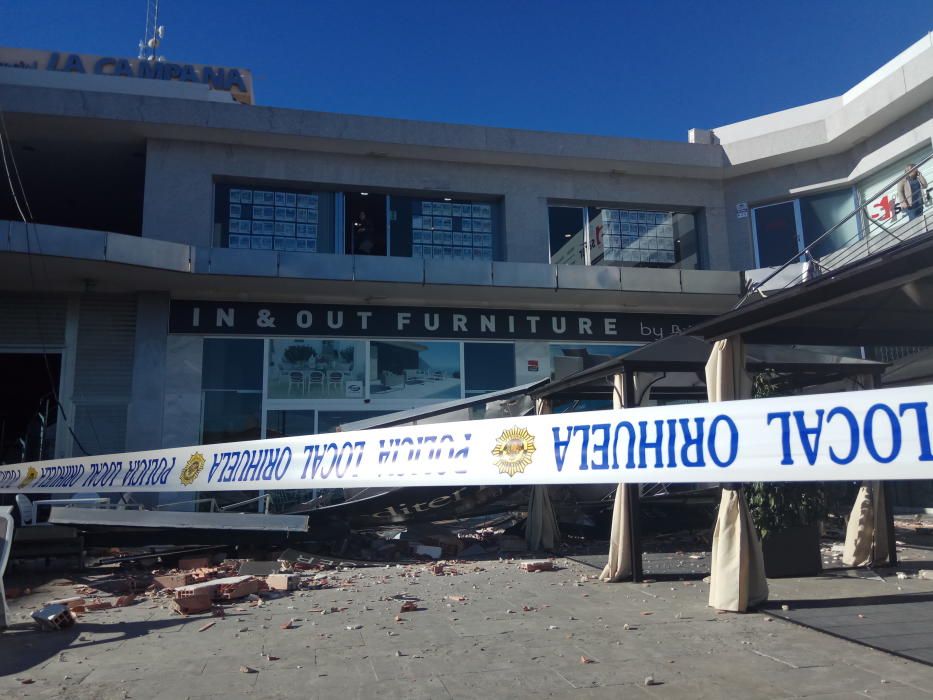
[739,151,933,307]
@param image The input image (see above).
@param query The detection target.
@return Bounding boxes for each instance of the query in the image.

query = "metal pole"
[623,368,643,583]
[869,372,897,567]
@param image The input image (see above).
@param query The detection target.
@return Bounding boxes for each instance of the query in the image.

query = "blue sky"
[1,1,931,141]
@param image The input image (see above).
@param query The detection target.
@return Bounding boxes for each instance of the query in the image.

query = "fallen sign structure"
[1,385,932,496]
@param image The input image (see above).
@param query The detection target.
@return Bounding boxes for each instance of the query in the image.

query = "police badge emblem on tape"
[18,466,38,489]
[179,452,206,486]
[492,427,536,477]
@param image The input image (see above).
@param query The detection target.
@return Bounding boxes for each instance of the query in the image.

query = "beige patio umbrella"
[842,481,891,567]
[600,373,636,582]
[0,505,14,629]
[525,399,560,551]
[706,337,769,612]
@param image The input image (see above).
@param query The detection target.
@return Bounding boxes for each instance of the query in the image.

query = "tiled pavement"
[2,549,933,699]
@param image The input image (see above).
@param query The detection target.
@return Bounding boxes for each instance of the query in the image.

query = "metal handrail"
[739,150,933,307]
[219,494,272,512]
[155,497,219,511]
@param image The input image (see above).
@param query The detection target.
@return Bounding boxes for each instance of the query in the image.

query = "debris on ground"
[519,560,554,572]
[31,604,76,631]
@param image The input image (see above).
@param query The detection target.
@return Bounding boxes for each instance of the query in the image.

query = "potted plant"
[746,370,827,577]
[283,345,316,365]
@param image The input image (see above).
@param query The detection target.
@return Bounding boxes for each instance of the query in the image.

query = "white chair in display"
[327,371,345,395]
[287,371,306,396]
[307,370,325,395]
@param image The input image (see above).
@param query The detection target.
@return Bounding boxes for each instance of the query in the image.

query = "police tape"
[2,385,932,494]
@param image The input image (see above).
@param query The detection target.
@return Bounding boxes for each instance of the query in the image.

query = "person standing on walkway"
[897,163,928,221]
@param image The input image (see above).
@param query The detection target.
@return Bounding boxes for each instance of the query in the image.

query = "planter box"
[761,523,822,578]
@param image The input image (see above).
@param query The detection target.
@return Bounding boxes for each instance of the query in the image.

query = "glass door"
[751,200,804,267]
[345,192,388,256]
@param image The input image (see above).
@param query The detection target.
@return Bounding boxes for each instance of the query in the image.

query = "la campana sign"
[2,386,932,495]
[0,47,254,104]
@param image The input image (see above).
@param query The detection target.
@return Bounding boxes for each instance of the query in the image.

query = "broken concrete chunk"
[171,595,212,616]
[266,573,299,591]
[32,604,76,631]
[153,573,194,590]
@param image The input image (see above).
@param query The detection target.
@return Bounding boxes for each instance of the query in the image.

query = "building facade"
[0,35,931,506]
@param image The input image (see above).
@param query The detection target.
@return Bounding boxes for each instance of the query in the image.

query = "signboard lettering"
[169,301,703,342]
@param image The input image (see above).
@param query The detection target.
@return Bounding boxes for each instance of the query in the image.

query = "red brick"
[153,573,194,590]
[171,595,212,615]
[265,573,299,591]
[519,560,554,572]
[218,578,260,600]
[178,557,211,570]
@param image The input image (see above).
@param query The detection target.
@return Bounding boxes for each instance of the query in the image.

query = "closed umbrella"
[600,373,635,581]
[842,481,891,567]
[0,505,14,629]
[525,399,560,551]
[706,337,769,612]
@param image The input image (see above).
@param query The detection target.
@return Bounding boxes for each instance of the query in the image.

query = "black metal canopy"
[686,231,933,346]
[533,334,886,402]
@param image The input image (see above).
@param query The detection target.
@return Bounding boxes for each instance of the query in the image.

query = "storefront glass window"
[369,340,462,400]
[858,147,933,235]
[464,343,515,397]
[753,188,861,267]
[800,189,859,258]
[265,409,316,439]
[202,338,263,391]
[548,205,698,269]
[548,207,586,265]
[392,196,498,262]
[201,391,262,445]
[267,338,365,400]
[214,182,336,253]
[200,338,263,444]
[549,344,639,379]
[317,410,393,434]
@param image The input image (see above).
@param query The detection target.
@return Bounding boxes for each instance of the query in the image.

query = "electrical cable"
[0,106,94,457]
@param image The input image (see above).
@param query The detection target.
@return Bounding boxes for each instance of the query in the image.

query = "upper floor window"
[751,189,860,267]
[548,205,699,269]
[215,181,499,260]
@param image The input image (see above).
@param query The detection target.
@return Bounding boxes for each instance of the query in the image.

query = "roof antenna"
[138,0,166,63]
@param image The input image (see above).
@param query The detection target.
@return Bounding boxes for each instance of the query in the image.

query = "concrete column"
[125,292,170,451]
[142,140,214,247]
[503,192,550,263]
